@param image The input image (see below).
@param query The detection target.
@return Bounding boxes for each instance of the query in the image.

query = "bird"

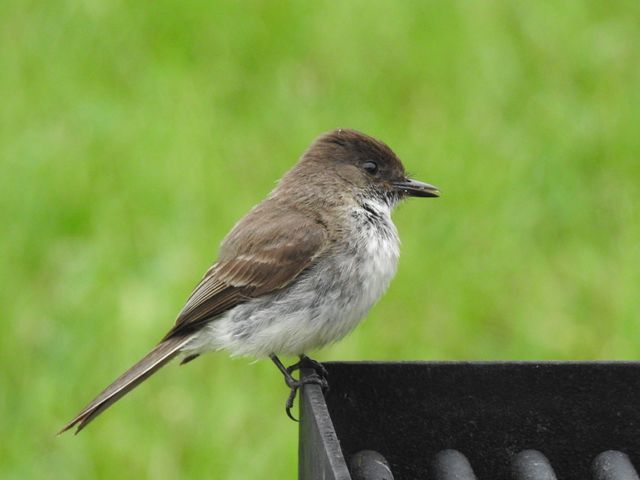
[59,128,439,433]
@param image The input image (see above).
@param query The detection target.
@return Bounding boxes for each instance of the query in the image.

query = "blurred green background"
[2,0,640,478]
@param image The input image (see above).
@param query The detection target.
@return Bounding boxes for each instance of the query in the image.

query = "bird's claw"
[269,354,329,422]
[284,372,329,422]
[286,355,329,379]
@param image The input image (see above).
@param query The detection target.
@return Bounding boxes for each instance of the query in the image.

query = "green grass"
[2,1,640,478]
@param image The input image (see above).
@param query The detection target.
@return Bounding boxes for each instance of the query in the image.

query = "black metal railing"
[299,362,640,480]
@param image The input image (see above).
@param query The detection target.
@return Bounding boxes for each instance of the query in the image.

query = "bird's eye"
[362,161,379,175]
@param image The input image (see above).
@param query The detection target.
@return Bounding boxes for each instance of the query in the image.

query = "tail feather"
[59,335,193,434]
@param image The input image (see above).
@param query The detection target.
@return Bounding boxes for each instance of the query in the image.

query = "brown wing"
[163,203,328,339]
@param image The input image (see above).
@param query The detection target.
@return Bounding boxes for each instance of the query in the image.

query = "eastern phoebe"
[60,128,439,433]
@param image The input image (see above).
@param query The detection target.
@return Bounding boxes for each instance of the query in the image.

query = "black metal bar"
[592,451,639,480]
[512,450,558,480]
[431,450,478,479]
[299,369,351,480]
[299,362,640,480]
[349,450,394,480]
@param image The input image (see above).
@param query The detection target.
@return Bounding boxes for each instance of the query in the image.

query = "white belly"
[184,202,400,358]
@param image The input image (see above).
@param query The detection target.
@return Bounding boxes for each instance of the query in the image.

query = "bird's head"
[294,128,440,208]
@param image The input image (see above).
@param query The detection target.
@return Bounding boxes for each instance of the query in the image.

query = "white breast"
[344,200,400,322]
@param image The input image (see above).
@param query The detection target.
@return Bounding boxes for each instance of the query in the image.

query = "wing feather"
[164,204,328,339]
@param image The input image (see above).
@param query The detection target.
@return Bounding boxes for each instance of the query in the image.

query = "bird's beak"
[393,178,440,198]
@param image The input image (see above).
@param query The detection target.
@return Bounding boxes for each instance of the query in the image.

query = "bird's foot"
[269,354,329,422]
[284,372,329,422]
[286,354,329,379]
